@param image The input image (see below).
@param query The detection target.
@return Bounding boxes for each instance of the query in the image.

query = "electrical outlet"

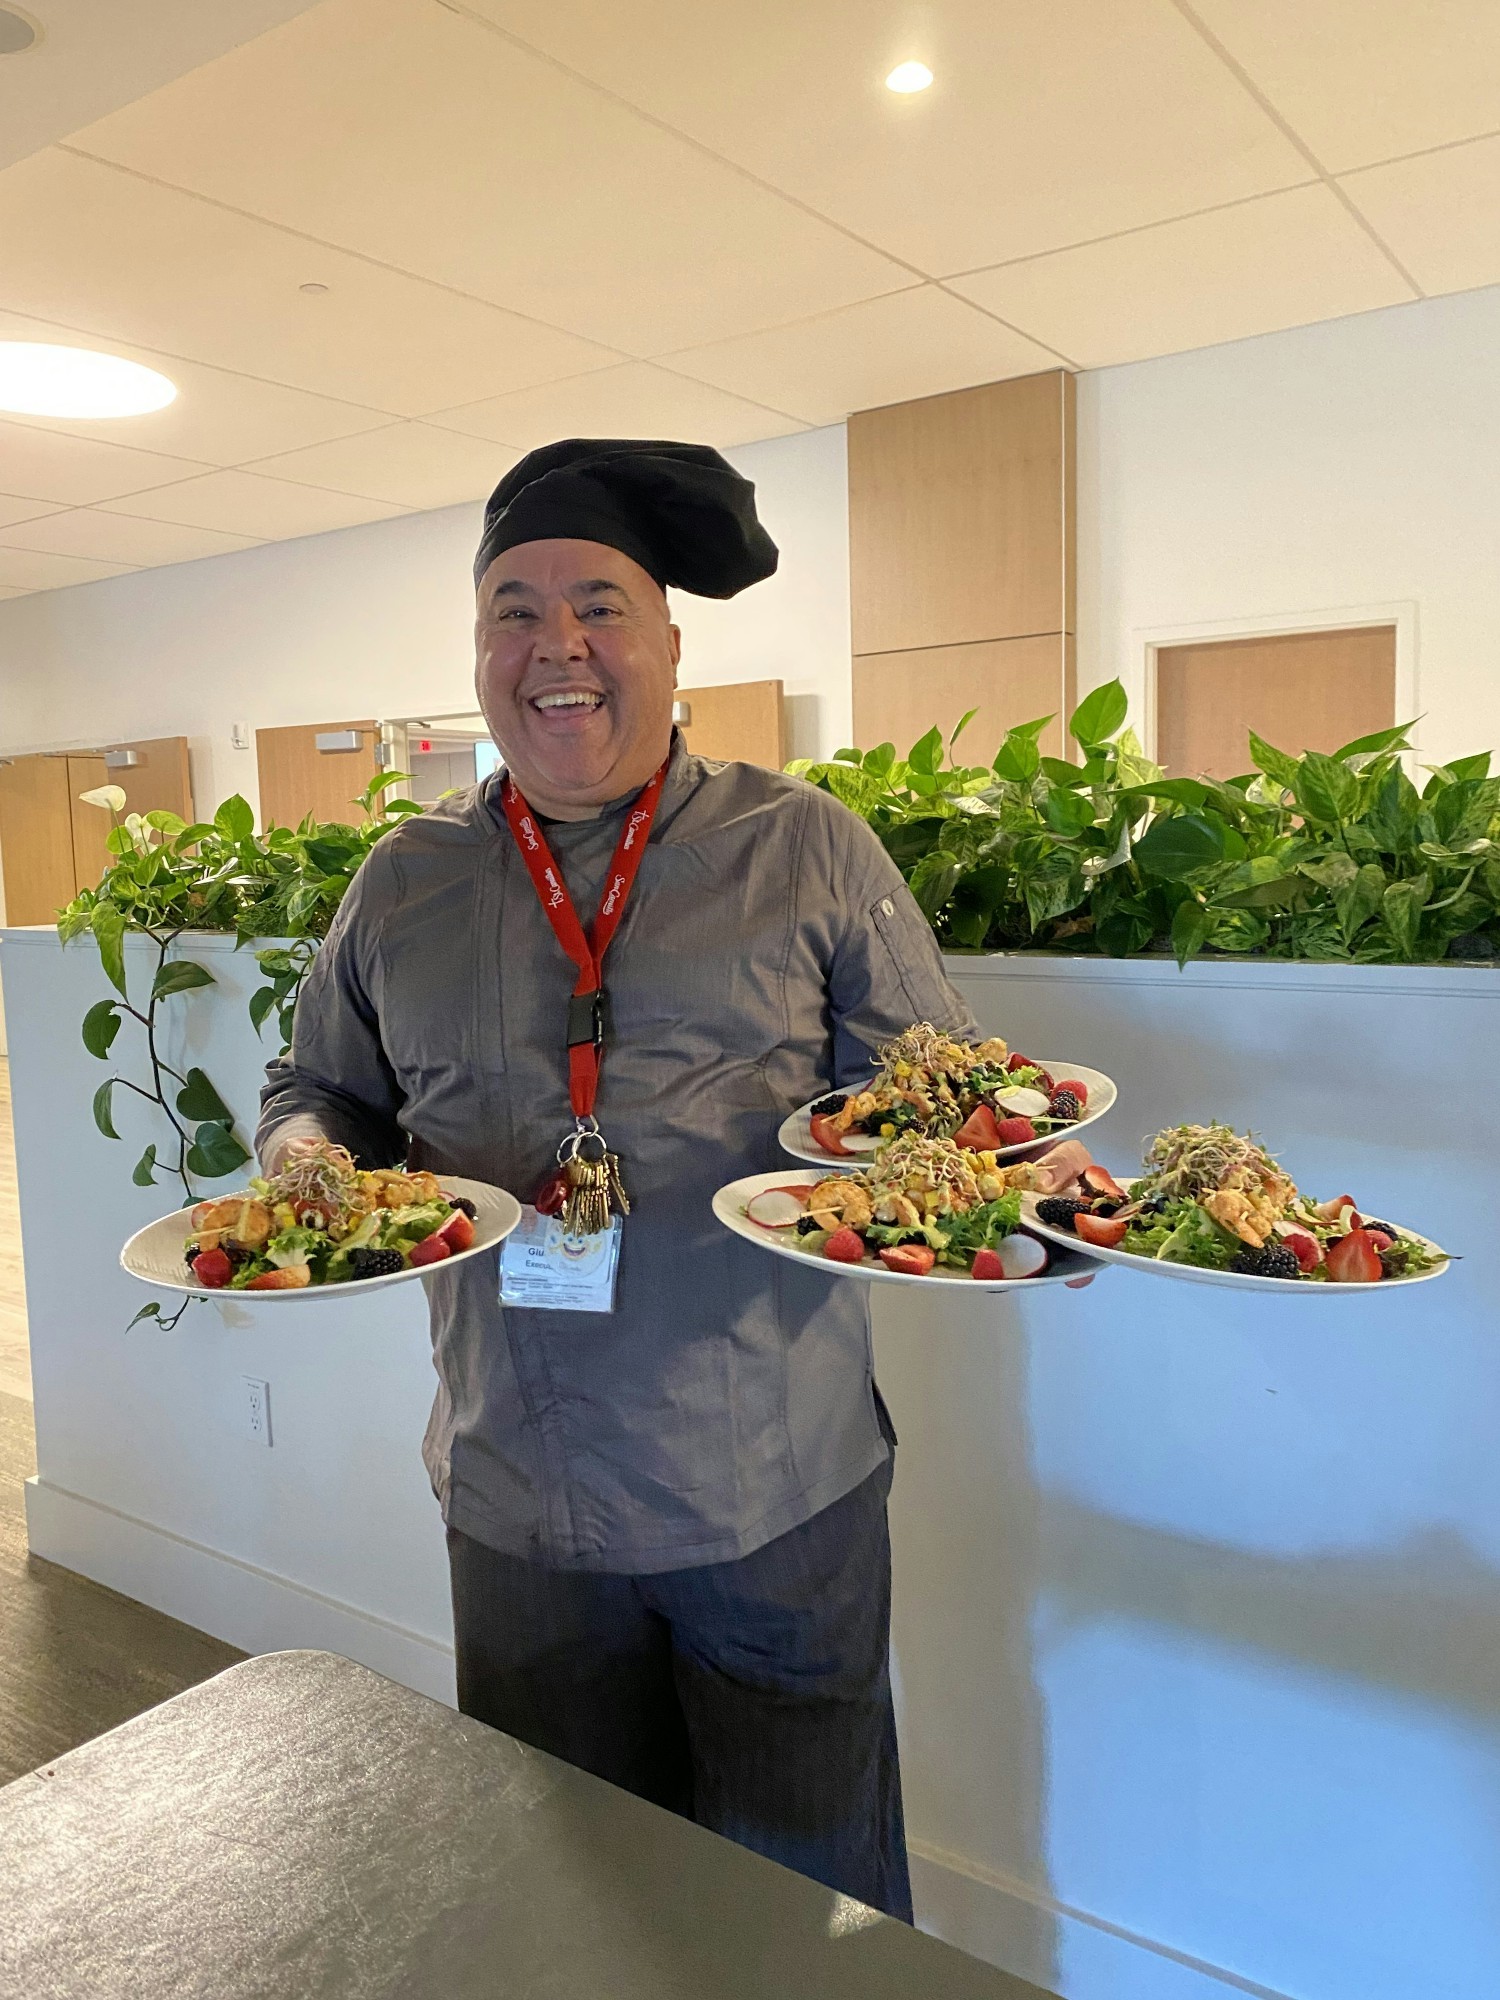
[242,1376,272,1447]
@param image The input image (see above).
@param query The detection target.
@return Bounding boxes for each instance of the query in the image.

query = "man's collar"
[484,728,693,829]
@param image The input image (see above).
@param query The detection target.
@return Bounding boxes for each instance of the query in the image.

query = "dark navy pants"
[447,1446,912,1922]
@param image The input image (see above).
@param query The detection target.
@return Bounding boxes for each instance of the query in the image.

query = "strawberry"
[879,1244,936,1276]
[409,1234,452,1267]
[994,1116,1037,1147]
[1074,1212,1128,1248]
[809,1112,852,1157]
[970,1248,1006,1280]
[953,1104,1003,1150]
[189,1247,232,1289]
[1283,1231,1323,1273]
[1325,1229,1383,1283]
[439,1210,476,1252]
[1004,1053,1034,1073]
[1081,1164,1128,1201]
[1316,1194,1358,1223]
[1055,1078,1089,1108]
[823,1227,866,1265]
[245,1264,311,1290]
[1364,1229,1395,1252]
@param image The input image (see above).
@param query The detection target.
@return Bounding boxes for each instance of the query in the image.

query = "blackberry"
[796,1216,824,1235]
[448,1196,478,1220]
[349,1247,406,1279]
[1035,1196,1089,1229]
[1362,1219,1397,1238]
[1230,1243,1301,1281]
[1047,1090,1081,1122]
[809,1093,848,1117]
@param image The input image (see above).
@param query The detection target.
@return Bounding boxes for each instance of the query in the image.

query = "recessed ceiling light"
[885,60,933,94]
[0,7,40,56]
[0,343,177,418]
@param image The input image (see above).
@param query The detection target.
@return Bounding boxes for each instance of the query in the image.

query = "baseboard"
[910,1842,1296,2000]
[24,1476,457,1706]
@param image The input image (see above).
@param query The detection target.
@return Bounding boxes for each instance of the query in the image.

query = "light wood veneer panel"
[0,757,78,927]
[65,756,112,898]
[109,737,196,825]
[848,371,1075,657]
[853,634,1075,764]
[677,680,786,769]
[256,721,379,830]
[1156,625,1395,779]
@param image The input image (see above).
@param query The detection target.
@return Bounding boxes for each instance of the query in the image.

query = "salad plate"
[1020,1123,1449,1293]
[779,1024,1115,1168]
[713,1163,1104,1292]
[122,1148,521,1302]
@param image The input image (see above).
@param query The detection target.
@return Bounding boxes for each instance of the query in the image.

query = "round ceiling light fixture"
[0,342,177,418]
[885,59,933,94]
[0,7,40,56]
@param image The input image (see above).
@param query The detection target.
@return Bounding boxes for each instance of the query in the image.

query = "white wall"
[1077,282,1500,770]
[0,423,851,821]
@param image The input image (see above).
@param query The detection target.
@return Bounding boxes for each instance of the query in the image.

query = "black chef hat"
[473,438,779,599]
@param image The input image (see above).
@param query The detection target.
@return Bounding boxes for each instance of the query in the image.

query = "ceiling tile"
[430,364,805,454]
[665,287,1064,424]
[1341,137,1500,297]
[0,495,64,530]
[462,0,1310,275]
[0,309,392,465]
[0,547,134,591]
[100,470,405,540]
[0,511,260,566]
[0,149,624,414]
[70,0,911,353]
[0,419,209,505]
[950,186,1412,370]
[1189,0,1500,174]
[246,422,515,510]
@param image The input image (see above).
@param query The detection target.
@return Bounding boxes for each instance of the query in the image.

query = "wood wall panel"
[848,371,1075,657]
[256,720,379,829]
[65,755,112,896]
[109,736,195,823]
[853,635,1075,764]
[0,757,78,927]
[1156,626,1395,780]
[677,680,785,769]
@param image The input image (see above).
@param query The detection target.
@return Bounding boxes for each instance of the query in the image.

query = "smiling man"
[258,438,977,1920]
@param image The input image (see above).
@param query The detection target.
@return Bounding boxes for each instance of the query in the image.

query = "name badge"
[499,1206,621,1313]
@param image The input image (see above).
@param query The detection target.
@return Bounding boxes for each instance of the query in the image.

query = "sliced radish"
[838,1133,883,1153]
[994,1234,1050,1279]
[747,1188,810,1229]
[995,1085,1051,1119]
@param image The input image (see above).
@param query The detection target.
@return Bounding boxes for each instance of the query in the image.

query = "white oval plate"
[121,1176,522,1301]
[778,1061,1117,1168]
[1020,1181,1450,1293]
[713,1170,1105,1292]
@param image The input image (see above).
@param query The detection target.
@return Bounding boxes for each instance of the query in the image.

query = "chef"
[258,437,978,1920]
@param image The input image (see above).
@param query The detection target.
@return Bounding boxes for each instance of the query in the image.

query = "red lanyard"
[500,758,669,1120]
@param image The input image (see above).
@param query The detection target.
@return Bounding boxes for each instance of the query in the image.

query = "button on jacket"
[258,741,977,1572]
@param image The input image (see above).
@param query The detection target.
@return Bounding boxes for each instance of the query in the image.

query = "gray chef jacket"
[258,738,977,1573]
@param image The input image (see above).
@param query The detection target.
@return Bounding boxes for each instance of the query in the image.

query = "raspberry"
[822,1227,866,1264]
[994,1116,1036,1146]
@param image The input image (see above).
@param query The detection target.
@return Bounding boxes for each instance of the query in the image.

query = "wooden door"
[1155,626,1396,779]
[0,756,83,925]
[676,681,786,768]
[65,754,112,896]
[853,634,1075,764]
[256,720,379,829]
[106,736,195,823]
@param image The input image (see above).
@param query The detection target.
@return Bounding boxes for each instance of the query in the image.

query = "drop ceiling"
[2,0,1499,599]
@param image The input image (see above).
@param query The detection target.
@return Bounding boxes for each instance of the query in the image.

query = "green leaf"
[1296,851,1359,890]
[127,1302,163,1331]
[949,708,979,748]
[1433,776,1500,845]
[1293,751,1360,823]
[91,904,128,997]
[1131,812,1226,880]
[214,794,255,842]
[1247,732,1302,792]
[1335,862,1387,943]
[1381,874,1430,959]
[862,742,896,776]
[131,1144,158,1187]
[833,747,862,765]
[908,850,964,918]
[1118,778,1209,810]
[381,797,425,817]
[1215,875,1303,911]
[92,1078,120,1141]
[1042,785,1095,835]
[152,958,216,999]
[1039,756,1089,788]
[185,1120,252,1180]
[1445,752,1492,781]
[303,837,358,873]
[175,1066,234,1125]
[1069,679,1127,747]
[1171,898,1215,968]
[144,809,187,835]
[1020,850,1085,928]
[248,985,278,1035]
[1361,765,1419,854]
[81,998,121,1060]
[907,726,943,777]
[364,768,409,796]
[1332,721,1416,760]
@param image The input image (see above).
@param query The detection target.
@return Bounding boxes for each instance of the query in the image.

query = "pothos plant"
[789,681,1500,966]
[59,772,421,1208]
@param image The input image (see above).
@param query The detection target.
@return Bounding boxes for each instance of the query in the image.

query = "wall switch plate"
[230,721,250,750]
[242,1376,272,1447]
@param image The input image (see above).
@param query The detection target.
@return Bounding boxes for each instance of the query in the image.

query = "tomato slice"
[953,1104,1003,1151]
[809,1112,851,1156]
